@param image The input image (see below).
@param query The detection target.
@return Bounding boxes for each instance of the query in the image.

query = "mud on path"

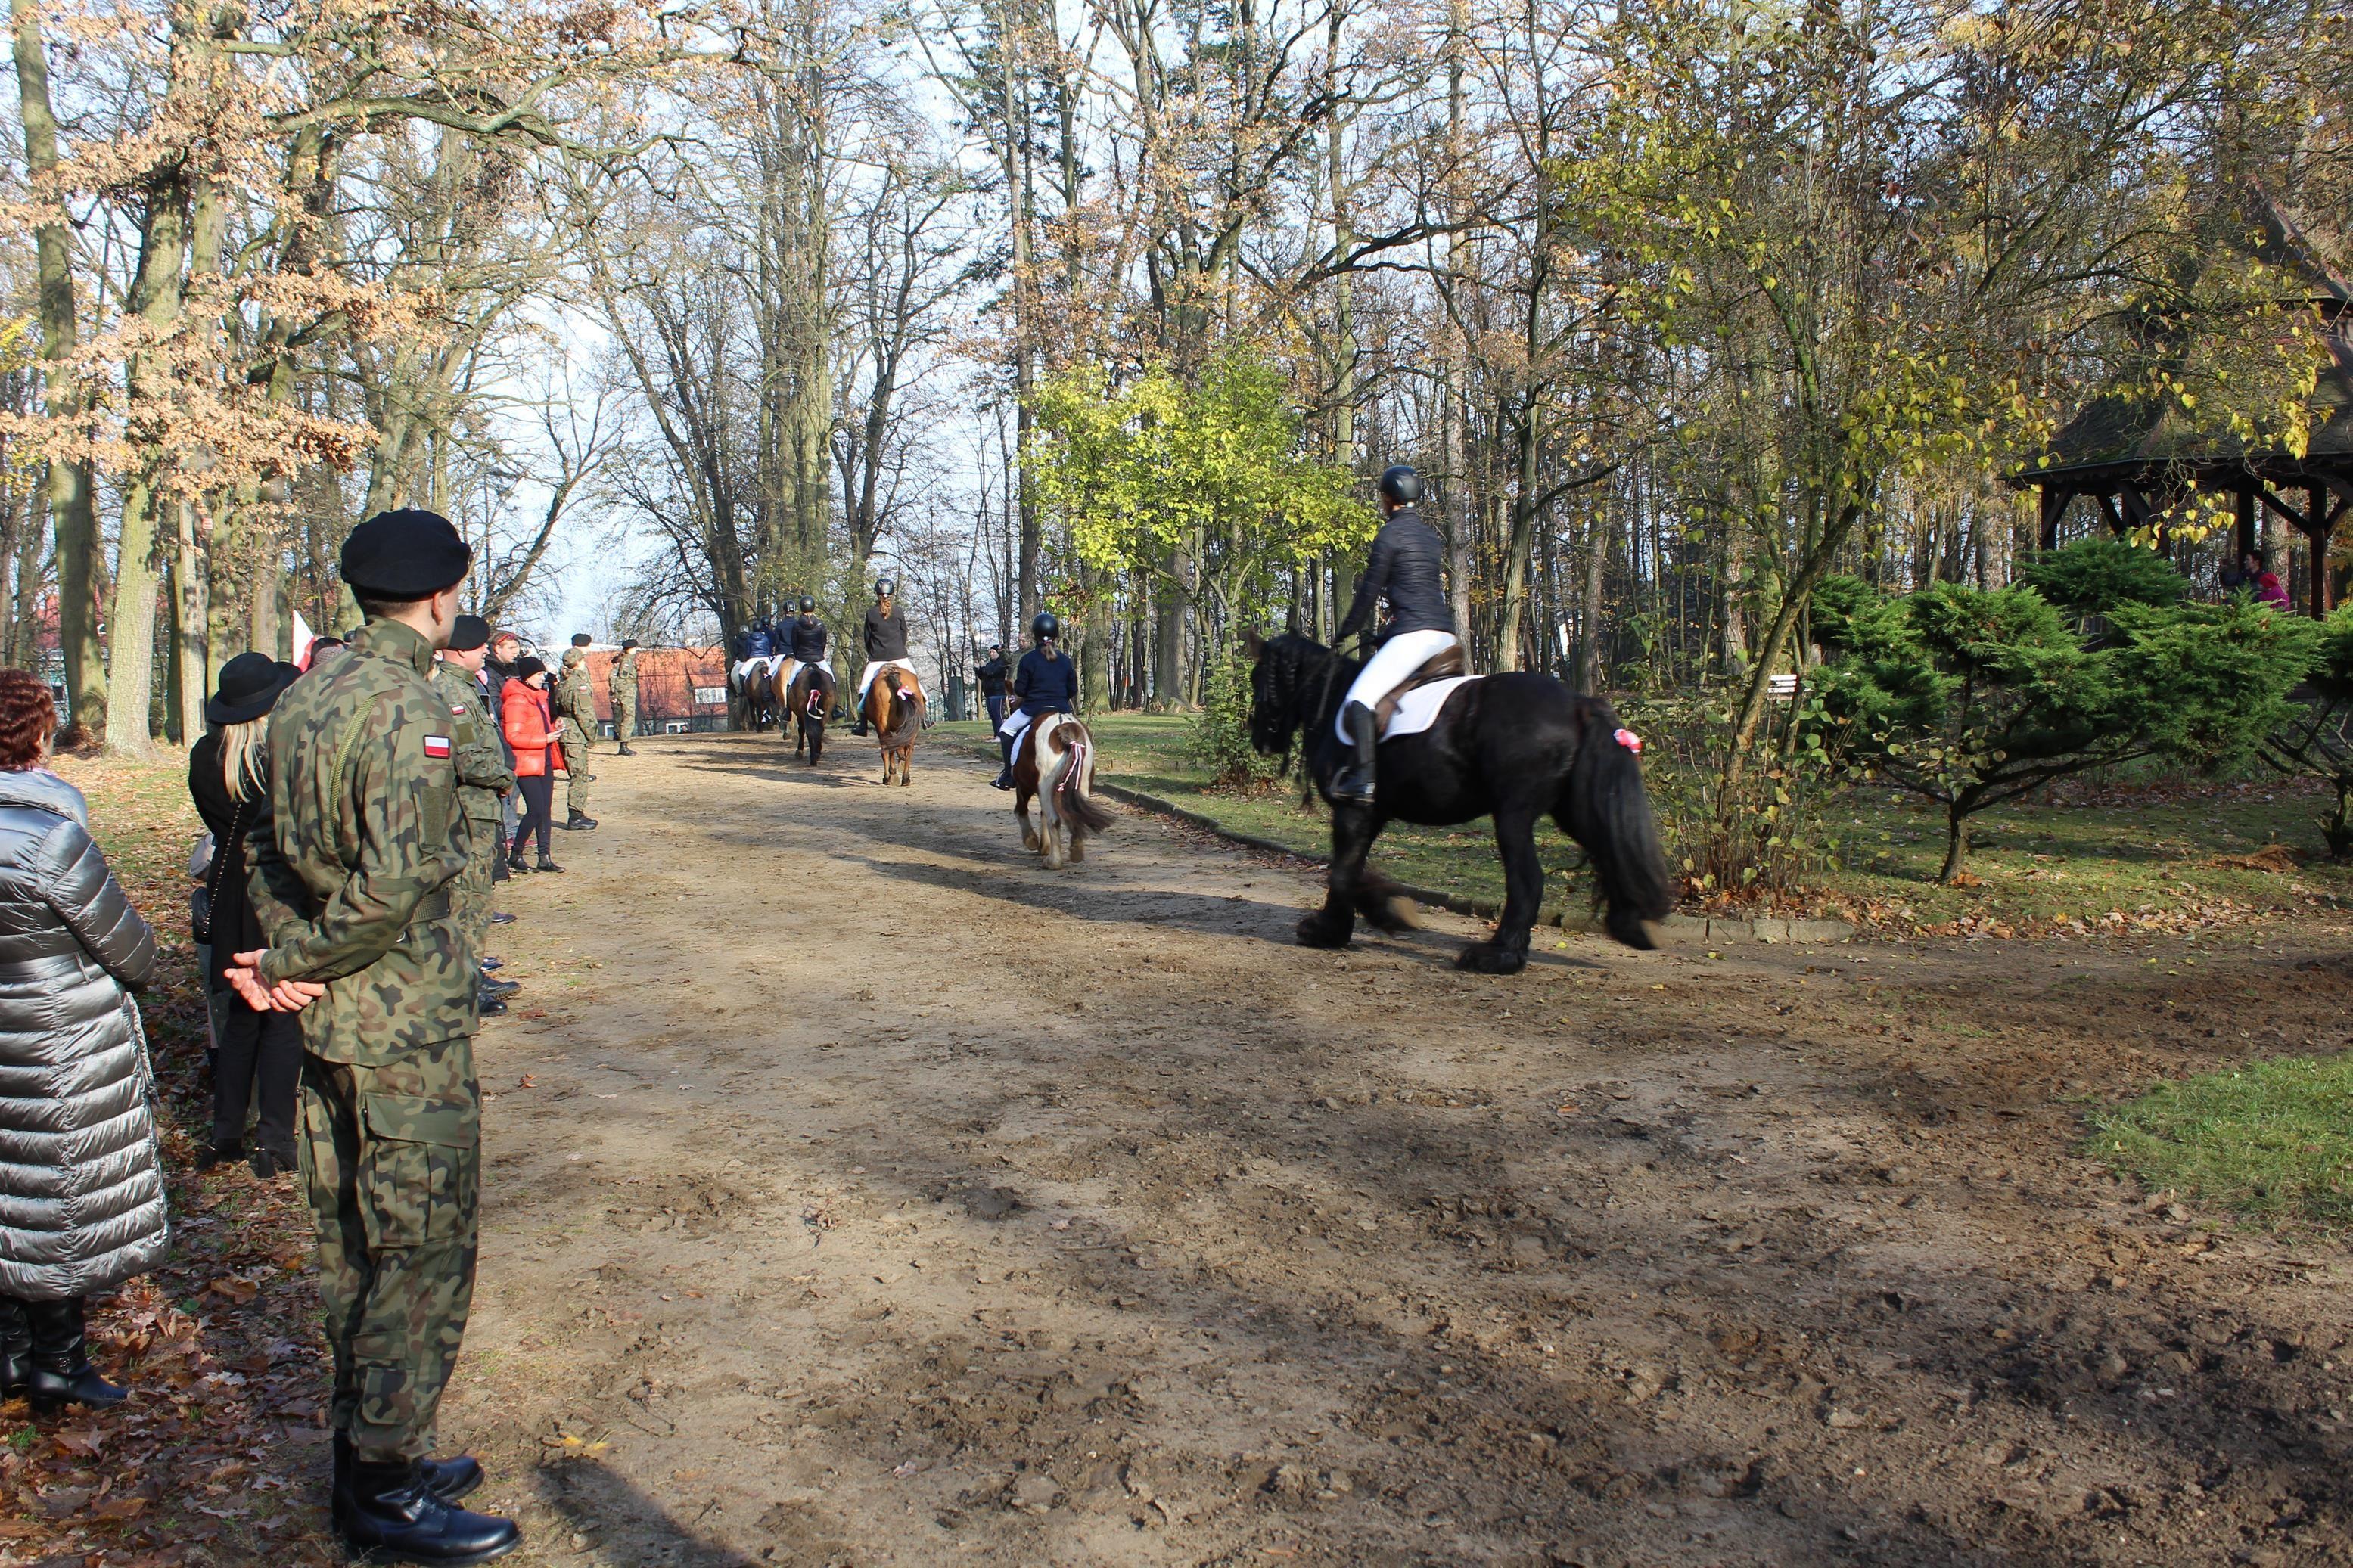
[445,731,2353,1567]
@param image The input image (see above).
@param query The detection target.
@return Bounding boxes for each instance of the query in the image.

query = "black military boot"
[616,741,636,756]
[1329,700,1379,803]
[25,1298,128,1415]
[334,1433,484,1513]
[337,1456,518,1564]
[480,977,520,998]
[563,812,597,831]
[0,1297,30,1399]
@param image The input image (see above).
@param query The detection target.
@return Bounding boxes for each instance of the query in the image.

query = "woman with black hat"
[499,657,565,872]
[187,651,303,1175]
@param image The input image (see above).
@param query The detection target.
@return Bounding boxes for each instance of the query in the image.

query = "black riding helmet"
[1378,464,1422,505]
[798,595,816,614]
[874,577,896,598]
[1032,610,1061,643]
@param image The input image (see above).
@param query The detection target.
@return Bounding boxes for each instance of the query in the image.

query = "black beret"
[570,632,593,647]
[340,508,471,600]
[621,639,639,651]
[447,614,490,651]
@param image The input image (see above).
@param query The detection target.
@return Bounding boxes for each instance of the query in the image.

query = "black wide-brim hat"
[207,651,301,725]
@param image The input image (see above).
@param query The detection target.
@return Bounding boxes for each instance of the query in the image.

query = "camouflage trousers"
[561,724,595,817]
[452,812,500,953]
[614,694,636,741]
[298,1036,481,1464]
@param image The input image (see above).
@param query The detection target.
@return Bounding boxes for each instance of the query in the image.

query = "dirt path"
[440,731,2353,1567]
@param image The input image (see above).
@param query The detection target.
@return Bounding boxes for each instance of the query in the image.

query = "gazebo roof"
[2016,297,2353,493]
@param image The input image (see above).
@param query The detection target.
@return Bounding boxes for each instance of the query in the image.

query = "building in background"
[575,646,730,735]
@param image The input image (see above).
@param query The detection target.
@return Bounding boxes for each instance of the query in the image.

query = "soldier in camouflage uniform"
[431,616,518,1019]
[610,640,639,756]
[231,508,521,1565]
[553,647,599,830]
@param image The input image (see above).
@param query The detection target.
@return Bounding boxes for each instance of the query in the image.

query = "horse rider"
[993,612,1079,790]
[732,616,778,693]
[974,643,1010,731]
[1331,464,1458,803]
[778,596,833,716]
[851,577,917,735]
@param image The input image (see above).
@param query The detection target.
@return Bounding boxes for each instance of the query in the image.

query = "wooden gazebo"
[2013,296,2353,616]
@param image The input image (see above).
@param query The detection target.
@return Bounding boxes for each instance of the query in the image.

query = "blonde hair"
[219,714,270,803]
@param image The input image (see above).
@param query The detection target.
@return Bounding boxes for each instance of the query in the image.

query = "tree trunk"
[1938,807,1970,883]
[13,0,103,741]
[1576,503,1607,693]
[172,499,206,742]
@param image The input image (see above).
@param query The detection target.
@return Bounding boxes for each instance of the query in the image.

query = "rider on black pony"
[781,595,831,714]
[993,612,1077,790]
[1331,464,1456,803]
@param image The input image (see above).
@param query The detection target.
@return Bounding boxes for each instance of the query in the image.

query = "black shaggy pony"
[1247,632,1674,971]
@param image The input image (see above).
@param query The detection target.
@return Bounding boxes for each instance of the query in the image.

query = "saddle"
[1372,643,1466,735]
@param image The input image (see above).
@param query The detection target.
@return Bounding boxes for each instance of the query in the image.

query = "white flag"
[293,611,317,668]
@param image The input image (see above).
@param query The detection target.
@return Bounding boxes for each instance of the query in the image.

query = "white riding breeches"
[731,656,775,688]
[1336,629,1460,741]
[856,659,918,702]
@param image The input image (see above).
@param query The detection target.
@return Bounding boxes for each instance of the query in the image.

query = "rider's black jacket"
[1338,506,1454,645]
[974,654,1009,696]
[1012,647,1077,713]
[789,616,828,663]
[863,603,909,662]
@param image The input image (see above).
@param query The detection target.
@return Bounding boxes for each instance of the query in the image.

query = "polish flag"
[293,612,318,669]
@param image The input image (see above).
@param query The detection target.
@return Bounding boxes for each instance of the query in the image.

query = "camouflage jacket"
[430,661,512,820]
[554,669,598,737]
[609,652,638,700]
[245,616,477,1063]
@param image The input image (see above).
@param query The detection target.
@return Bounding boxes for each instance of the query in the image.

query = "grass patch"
[2089,1055,2353,1228]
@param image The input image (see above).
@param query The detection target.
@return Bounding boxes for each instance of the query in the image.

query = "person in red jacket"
[499,657,564,873]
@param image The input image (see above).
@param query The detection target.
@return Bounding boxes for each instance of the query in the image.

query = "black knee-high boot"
[26,1297,127,1414]
[0,1297,29,1398]
[1331,700,1379,802]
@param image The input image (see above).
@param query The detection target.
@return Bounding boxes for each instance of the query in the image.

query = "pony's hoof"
[1454,942,1527,975]
[1295,913,1353,949]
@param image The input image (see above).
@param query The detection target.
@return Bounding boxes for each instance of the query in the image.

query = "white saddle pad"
[1383,675,1478,740]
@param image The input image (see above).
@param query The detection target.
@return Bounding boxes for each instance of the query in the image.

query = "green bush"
[1186,644,1289,788]
[1817,581,2314,880]
[2259,604,2353,856]
[2022,536,2188,615]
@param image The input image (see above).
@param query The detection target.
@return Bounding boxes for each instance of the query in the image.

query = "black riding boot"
[0,1296,29,1399]
[1330,701,1379,803]
[26,1297,128,1414]
[334,1433,485,1514]
[337,1456,520,1565]
[993,730,1016,790]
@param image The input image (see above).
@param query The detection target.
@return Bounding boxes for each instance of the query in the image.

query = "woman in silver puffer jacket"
[0,670,166,1414]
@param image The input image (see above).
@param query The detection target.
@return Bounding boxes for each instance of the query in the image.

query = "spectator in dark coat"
[0,669,165,1415]
[188,652,303,1177]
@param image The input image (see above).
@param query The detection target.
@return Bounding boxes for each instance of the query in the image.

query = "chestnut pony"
[863,668,923,786]
[1009,713,1112,868]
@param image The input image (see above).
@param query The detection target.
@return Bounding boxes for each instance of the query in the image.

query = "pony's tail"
[1050,737,1115,834]
[1559,698,1674,949]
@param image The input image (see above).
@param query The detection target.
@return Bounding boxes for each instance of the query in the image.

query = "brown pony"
[1010,713,1113,868]
[863,668,924,786]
